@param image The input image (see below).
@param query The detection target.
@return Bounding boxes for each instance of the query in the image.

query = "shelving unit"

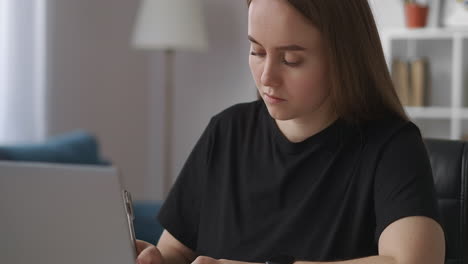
[380,27,468,139]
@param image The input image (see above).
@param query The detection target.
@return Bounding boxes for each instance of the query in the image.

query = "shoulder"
[354,115,426,166]
[361,115,421,149]
[358,115,433,182]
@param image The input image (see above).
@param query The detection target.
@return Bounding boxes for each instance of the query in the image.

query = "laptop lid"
[0,161,137,264]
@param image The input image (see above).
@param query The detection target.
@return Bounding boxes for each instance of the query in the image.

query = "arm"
[157,230,199,264]
[152,118,216,264]
[193,216,444,264]
[295,216,445,264]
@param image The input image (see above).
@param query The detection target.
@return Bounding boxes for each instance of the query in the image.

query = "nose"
[260,58,281,88]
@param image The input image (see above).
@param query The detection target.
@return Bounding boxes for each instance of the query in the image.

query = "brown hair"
[247,0,408,124]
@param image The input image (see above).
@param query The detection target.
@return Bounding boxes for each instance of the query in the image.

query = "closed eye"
[250,51,302,67]
[250,51,265,57]
[282,59,301,67]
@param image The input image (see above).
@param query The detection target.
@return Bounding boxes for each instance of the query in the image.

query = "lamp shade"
[132,0,208,51]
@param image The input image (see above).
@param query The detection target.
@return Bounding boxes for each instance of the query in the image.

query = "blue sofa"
[0,131,164,245]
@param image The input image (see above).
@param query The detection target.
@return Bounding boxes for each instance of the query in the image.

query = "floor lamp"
[132,0,208,198]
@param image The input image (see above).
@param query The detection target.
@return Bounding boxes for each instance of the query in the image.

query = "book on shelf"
[392,59,410,105]
[391,57,429,107]
[410,58,427,107]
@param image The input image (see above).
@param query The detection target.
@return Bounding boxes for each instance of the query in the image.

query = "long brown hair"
[247,0,408,124]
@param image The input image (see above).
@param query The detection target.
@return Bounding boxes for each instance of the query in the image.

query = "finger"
[136,239,154,255]
[220,260,253,264]
[137,245,162,264]
[192,256,218,264]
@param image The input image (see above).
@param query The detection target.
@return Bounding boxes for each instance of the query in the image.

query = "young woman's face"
[248,0,332,122]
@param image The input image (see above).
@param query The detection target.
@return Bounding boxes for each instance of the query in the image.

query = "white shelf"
[461,109,468,118]
[405,106,451,119]
[406,107,468,120]
[381,27,468,40]
[382,27,467,140]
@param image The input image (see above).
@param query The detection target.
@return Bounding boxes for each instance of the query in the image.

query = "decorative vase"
[405,3,430,28]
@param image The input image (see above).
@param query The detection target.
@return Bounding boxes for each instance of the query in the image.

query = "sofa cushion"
[133,201,164,245]
[0,131,109,165]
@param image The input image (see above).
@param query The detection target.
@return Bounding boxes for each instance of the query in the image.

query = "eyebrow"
[248,35,307,51]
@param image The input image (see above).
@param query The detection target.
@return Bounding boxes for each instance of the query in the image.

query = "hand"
[192,256,261,264]
[136,239,164,264]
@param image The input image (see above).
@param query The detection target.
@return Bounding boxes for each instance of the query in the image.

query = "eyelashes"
[250,51,263,56]
[250,51,302,67]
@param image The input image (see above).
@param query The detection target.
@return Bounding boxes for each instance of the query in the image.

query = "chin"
[264,104,296,121]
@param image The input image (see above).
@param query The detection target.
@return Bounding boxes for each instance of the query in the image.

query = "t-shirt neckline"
[261,102,343,154]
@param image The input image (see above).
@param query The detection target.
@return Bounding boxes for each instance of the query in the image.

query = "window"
[0,0,47,144]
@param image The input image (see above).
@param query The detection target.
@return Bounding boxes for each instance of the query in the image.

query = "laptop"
[0,161,137,264]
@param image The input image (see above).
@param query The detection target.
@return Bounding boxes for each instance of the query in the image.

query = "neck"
[275,105,337,143]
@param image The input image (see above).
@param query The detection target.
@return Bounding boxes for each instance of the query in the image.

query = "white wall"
[46,0,255,201]
[47,0,150,199]
[368,0,405,29]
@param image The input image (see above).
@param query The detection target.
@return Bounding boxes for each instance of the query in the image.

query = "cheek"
[286,67,330,100]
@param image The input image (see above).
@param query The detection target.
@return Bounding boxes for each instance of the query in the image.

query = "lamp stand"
[163,49,174,198]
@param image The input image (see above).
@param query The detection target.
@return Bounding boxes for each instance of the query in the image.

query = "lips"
[264,93,286,104]
[265,94,284,100]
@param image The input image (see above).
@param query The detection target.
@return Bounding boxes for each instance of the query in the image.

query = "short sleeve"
[374,123,441,243]
[157,117,216,251]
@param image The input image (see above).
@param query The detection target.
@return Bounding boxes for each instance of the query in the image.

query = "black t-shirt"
[157,100,440,262]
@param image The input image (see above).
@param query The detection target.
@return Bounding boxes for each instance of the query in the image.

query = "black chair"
[425,139,468,264]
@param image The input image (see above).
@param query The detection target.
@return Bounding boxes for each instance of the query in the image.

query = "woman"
[136,0,445,264]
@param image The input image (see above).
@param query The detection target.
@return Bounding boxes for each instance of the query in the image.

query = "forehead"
[247,0,322,47]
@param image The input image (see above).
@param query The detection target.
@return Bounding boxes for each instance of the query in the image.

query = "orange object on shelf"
[405,3,429,28]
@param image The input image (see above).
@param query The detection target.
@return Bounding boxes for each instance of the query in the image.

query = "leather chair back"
[425,139,468,264]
